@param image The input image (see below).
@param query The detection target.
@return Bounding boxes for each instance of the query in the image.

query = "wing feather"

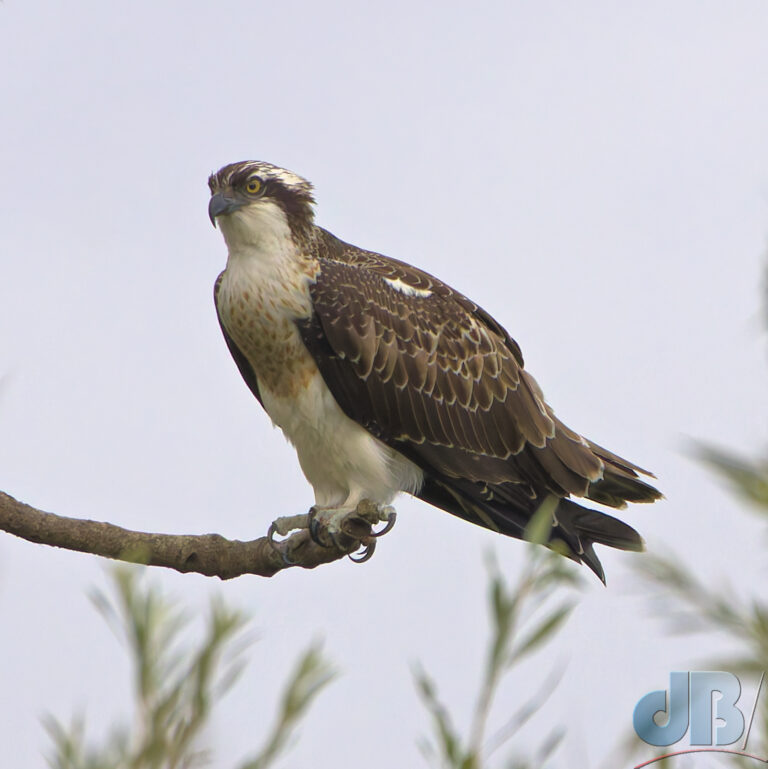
[296,228,661,531]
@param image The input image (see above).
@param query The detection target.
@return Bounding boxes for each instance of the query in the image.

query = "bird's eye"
[245,176,263,195]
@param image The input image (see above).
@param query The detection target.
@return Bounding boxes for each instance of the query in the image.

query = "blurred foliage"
[42,502,582,769]
[695,443,768,511]
[617,261,768,768]
[44,566,334,769]
[45,438,768,769]
[414,500,584,769]
[628,443,768,768]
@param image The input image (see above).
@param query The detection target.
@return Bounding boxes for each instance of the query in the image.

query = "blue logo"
[633,672,766,767]
[634,671,744,746]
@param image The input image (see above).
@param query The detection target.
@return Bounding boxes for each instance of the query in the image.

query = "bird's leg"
[267,514,312,566]
[309,500,397,562]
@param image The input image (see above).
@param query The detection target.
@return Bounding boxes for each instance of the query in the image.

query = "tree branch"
[0,491,385,579]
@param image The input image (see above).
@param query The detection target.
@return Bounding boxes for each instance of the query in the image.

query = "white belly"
[215,204,423,509]
[260,371,424,509]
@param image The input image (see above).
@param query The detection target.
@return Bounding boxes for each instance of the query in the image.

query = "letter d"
[633,672,690,746]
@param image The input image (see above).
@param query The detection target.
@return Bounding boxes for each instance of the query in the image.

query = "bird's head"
[207,161,316,249]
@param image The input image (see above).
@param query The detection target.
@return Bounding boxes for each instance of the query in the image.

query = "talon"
[275,542,300,566]
[348,538,376,563]
[309,506,360,550]
[268,514,312,567]
[371,509,397,538]
[308,503,397,557]
[267,532,300,567]
[308,506,328,547]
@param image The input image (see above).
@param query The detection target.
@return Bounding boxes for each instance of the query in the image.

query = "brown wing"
[297,230,661,581]
[300,229,650,501]
[207,217,661,580]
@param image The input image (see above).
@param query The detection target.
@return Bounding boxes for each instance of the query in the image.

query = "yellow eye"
[245,176,263,195]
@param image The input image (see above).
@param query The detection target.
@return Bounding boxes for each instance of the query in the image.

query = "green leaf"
[412,665,461,767]
[239,641,335,769]
[417,548,580,769]
[695,443,768,511]
[47,567,330,769]
[512,603,575,663]
[523,496,558,546]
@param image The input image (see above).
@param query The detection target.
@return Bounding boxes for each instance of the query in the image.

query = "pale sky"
[2,2,768,767]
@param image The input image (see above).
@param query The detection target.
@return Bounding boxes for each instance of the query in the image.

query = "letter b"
[689,671,744,746]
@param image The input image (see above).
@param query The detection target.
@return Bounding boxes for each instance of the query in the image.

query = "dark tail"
[416,475,649,583]
[552,498,644,583]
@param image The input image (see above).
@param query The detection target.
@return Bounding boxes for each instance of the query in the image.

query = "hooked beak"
[208,193,246,227]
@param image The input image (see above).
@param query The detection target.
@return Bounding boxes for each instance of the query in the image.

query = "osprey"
[208,160,661,581]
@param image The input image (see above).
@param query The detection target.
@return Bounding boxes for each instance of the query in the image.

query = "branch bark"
[0,491,382,579]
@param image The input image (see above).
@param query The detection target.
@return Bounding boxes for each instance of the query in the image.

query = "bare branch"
[0,491,385,579]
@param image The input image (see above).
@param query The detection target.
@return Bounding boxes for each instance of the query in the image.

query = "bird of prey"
[208,160,661,581]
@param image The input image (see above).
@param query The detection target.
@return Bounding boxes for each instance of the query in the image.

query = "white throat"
[217,199,295,265]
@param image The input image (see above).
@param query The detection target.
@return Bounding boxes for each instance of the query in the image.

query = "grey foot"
[309,502,397,562]
[267,513,311,566]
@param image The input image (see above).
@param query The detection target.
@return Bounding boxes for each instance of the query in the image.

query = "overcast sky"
[2,1,768,767]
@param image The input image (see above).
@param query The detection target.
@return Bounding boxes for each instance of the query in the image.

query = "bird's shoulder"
[310,227,525,367]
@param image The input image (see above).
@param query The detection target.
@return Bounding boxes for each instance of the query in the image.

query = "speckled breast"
[217,256,320,399]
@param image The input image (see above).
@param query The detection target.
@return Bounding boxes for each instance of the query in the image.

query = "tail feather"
[416,476,646,583]
[552,498,645,583]
[585,440,664,509]
[555,499,644,551]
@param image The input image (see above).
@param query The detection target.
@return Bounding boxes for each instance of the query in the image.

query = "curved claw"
[348,538,376,563]
[308,507,326,547]
[371,509,397,538]
[278,545,301,567]
[267,515,313,567]
[267,532,300,567]
[309,504,396,560]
